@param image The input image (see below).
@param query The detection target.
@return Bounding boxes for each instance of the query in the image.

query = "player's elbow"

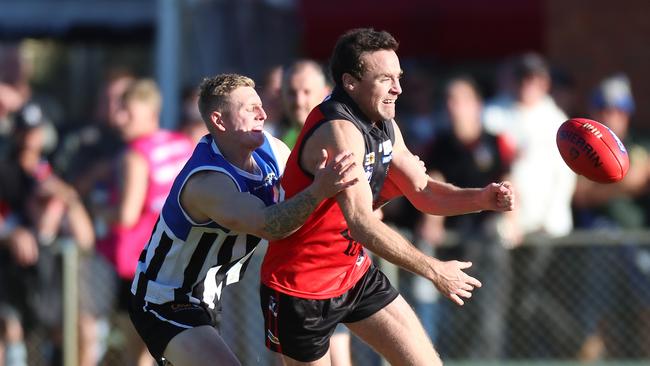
[346,216,375,243]
[219,215,262,238]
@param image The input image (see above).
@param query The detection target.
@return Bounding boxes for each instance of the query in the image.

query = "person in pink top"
[103,78,194,366]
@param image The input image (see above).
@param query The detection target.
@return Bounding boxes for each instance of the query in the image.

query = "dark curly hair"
[329,28,399,88]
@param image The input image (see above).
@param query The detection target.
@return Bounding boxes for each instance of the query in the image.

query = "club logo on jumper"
[363,152,375,181]
[380,139,393,164]
[268,295,278,317]
[267,329,280,345]
[252,171,278,192]
[263,172,278,187]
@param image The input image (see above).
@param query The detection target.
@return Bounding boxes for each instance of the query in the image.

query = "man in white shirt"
[484,53,576,243]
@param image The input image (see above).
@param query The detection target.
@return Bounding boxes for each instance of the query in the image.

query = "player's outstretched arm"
[386,120,515,215]
[181,150,358,241]
[303,119,481,306]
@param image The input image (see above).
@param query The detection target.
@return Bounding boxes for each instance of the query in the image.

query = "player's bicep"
[302,120,375,226]
[386,120,429,197]
[182,171,267,234]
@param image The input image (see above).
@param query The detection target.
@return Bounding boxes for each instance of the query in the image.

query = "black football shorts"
[260,264,399,362]
[129,296,216,364]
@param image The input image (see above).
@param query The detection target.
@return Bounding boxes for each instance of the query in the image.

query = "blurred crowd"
[1,41,650,366]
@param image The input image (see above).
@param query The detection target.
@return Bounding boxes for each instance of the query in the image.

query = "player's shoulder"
[184,167,242,200]
[318,95,359,122]
[263,131,291,163]
[313,119,363,141]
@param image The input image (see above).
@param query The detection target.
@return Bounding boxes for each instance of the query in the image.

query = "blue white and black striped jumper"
[131,132,283,309]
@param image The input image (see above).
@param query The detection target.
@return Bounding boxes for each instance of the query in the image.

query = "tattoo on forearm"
[264,189,319,239]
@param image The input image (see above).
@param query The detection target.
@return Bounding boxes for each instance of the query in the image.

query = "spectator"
[484,52,576,243]
[279,60,331,149]
[572,73,650,360]
[1,101,95,365]
[259,65,286,138]
[98,79,194,366]
[422,76,516,359]
[483,53,576,357]
[178,86,208,143]
[280,59,352,365]
[63,68,134,199]
[396,65,438,156]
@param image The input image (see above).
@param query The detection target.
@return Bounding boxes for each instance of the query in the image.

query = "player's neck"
[213,136,256,173]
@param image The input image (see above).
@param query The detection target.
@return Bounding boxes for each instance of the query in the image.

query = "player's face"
[118,99,155,141]
[517,74,549,107]
[446,80,482,133]
[351,50,402,122]
[222,86,267,148]
[283,68,329,127]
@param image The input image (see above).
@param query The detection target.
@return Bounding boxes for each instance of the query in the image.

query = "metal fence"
[22,229,650,365]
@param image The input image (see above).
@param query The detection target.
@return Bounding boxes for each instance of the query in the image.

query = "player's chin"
[378,108,396,120]
[245,131,265,147]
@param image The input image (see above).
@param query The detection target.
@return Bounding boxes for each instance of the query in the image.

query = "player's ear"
[342,73,356,92]
[211,111,226,132]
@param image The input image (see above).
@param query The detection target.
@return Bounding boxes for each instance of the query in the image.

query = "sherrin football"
[556,118,629,183]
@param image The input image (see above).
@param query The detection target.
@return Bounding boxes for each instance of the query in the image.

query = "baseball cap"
[591,74,635,114]
[513,52,550,81]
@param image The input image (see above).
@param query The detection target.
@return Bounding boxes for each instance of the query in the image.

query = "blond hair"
[121,79,162,112]
[198,74,255,123]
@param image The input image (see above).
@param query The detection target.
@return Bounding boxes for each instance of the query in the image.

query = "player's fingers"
[497,197,511,207]
[318,149,329,169]
[331,150,353,163]
[337,177,359,190]
[498,197,514,210]
[450,293,464,306]
[337,161,357,176]
[498,192,513,202]
[456,261,472,269]
[332,152,355,171]
[455,289,473,298]
[466,275,482,288]
[460,283,475,291]
[334,153,356,171]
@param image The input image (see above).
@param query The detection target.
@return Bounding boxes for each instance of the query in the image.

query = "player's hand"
[312,149,359,200]
[431,260,482,306]
[483,181,515,211]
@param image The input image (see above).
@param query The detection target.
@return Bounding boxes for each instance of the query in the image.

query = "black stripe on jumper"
[212,234,239,291]
[173,232,218,302]
[238,234,262,277]
[138,217,161,263]
[135,229,174,301]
